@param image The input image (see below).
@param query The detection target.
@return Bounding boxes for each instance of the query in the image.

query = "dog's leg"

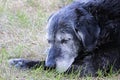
[8,58,47,69]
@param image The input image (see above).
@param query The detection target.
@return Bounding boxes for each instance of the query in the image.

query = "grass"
[0,0,120,80]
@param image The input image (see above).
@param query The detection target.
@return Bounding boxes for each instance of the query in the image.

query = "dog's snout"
[45,46,59,68]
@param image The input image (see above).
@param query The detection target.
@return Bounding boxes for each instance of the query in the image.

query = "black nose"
[45,60,56,68]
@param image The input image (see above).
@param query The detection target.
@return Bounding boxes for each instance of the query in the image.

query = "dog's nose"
[45,60,56,68]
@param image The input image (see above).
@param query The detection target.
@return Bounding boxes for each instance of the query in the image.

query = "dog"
[9,0,120,76]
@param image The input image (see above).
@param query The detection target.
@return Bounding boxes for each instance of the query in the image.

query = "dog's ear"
[73,8,100,51]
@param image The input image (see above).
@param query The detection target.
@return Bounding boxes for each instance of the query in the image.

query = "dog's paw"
[8,58,28,69]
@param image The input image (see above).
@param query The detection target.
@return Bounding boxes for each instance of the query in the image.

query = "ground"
[0,0,120,80]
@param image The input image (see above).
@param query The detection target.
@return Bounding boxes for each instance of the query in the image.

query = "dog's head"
[45,2,100,72]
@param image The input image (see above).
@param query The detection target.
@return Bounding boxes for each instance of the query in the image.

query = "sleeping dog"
[9,0,120,76]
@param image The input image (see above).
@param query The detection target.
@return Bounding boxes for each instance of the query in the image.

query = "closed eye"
[61,38,71,44]
[61,39,68,44]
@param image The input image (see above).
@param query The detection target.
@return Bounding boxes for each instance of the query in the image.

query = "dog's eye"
[61,39,68,44]
[61,38,71,44]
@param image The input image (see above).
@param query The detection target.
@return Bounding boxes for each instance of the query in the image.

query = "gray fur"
[9,0,120,76]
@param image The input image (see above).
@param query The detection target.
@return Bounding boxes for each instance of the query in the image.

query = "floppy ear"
[73,8,100,52]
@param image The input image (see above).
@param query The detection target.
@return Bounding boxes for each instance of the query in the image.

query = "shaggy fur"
[9,0,120,76]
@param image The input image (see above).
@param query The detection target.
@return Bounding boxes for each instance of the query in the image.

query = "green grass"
[0,0,120,80]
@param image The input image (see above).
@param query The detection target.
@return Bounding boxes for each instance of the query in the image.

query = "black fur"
[71,0,120,76]
[9,0,120,76]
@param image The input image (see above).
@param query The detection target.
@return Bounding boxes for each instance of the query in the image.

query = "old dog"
[9,0,120,76]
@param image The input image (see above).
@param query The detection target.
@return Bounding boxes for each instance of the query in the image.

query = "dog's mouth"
[56,57,75,73]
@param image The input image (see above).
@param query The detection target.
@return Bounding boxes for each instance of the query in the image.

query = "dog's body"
[9,0,120,76]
